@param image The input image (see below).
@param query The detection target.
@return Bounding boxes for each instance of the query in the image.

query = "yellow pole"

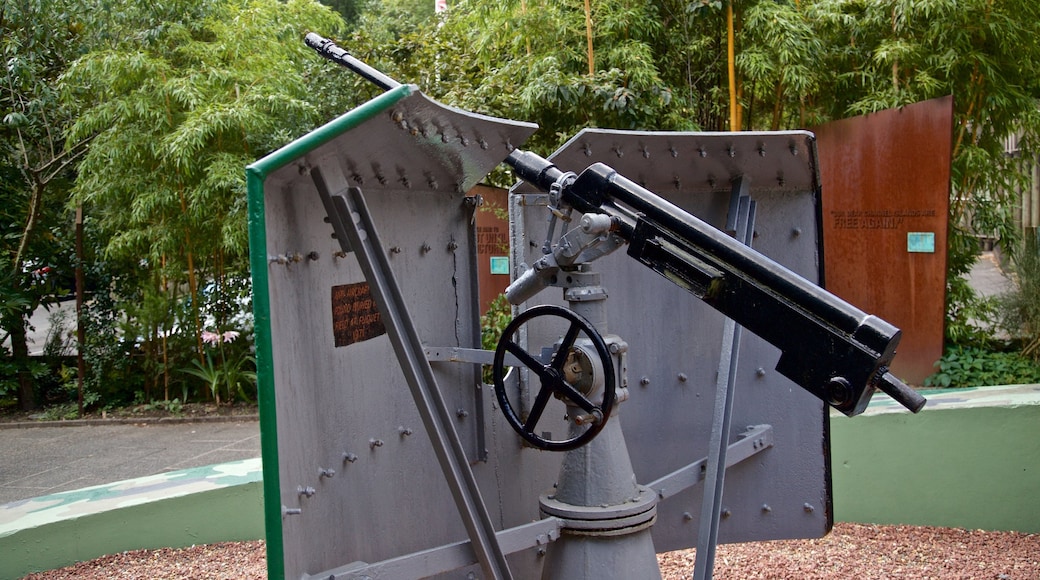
[522,0,531,55]
[727,1,738,131]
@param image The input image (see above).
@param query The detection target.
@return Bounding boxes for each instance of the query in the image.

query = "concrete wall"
[0,459,264,579]
[831,385,1040,533]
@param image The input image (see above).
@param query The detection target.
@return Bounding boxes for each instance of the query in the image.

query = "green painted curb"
[1,461,264,579]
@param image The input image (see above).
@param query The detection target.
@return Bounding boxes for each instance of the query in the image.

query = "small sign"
[331,282,386,347]
[907,232,936,253]
[490,256,510,275]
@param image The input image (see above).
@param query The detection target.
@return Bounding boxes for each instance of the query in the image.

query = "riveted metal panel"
[511,129,831,551]
[248,87,560,579]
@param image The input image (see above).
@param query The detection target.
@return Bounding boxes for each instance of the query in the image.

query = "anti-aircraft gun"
[252,34,927,580]
[305,34,924,441]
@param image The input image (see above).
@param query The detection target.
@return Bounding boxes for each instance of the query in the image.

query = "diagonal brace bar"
[314,170,513,580]
[305,518,564,580]
[646,424,774,502]
[694,176,756,580]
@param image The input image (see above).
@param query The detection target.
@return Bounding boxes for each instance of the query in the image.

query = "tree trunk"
[726,0,739,132]
[771,79,785,130]
[75,205,86,417]
[11,178,45,413]
[11,318,36,411]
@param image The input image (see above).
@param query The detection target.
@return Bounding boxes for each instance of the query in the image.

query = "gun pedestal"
[539,415,661,580]
[536,272,662,579]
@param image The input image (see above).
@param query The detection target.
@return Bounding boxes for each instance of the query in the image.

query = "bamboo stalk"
[727,1,738,131]
[584,0,594,75]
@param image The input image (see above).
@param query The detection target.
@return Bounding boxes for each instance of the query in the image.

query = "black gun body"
[506,151,924,416]
[575,164,897,415]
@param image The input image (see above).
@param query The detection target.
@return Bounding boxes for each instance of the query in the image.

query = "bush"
[926,231,1040,390]
[480,294,513,384]
[924,345,1040,388]
[998,229,1040,357]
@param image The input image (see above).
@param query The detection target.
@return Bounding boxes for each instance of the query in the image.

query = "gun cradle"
[507,151,925,416]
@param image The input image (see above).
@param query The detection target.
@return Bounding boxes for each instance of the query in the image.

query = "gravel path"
[23,523,1040,579]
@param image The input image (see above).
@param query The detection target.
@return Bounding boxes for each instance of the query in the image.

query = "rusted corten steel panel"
[472,185,510,314]
[814,96,952,385]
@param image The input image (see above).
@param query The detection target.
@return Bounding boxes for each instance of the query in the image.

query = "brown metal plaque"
[331,282,386,347]
[814,96,952,384]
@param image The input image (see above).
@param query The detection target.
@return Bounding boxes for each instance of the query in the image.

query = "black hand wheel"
[492,305,615,451]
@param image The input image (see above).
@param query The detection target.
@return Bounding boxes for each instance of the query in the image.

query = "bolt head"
[826,377,852,406]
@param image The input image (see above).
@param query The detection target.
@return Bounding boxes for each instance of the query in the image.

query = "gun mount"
[303,32,925,419]
[504,150,925,417]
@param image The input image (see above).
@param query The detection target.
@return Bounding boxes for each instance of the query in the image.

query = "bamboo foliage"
[67,8,338,253]
[65,0,341,270]
[352,0,1040,342]
[366,0,674,155]
[60,0,343,389]
[4,0,1039,408]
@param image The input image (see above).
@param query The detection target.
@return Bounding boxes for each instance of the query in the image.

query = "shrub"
[480,294,513,384]
[924,345,1040,388]
[998,229,1040,358]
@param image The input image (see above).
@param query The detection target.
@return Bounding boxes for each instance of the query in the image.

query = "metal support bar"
[646,424,774,502]
[462,198,490,463]
[312,166,355,255]
[425,346,526,367]
[314,171,513,580]
[507,191,533,415]
[725,175,752,236]
[694,177,755,580]
[306,518,565,580]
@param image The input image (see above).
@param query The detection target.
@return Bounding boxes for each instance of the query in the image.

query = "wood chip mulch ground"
[23,522,1040,579]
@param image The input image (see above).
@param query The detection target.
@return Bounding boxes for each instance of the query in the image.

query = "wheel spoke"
[551,322,583,371]
[504,340,549,377]
[555,381,597,414]
[524,386,554,431]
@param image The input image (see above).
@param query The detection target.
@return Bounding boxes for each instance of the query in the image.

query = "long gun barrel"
[304,32,402,91]
[505,150,925,417]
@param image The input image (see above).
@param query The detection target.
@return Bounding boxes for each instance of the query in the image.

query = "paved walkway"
[967,251,1014,299]
[0,420,260,505]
